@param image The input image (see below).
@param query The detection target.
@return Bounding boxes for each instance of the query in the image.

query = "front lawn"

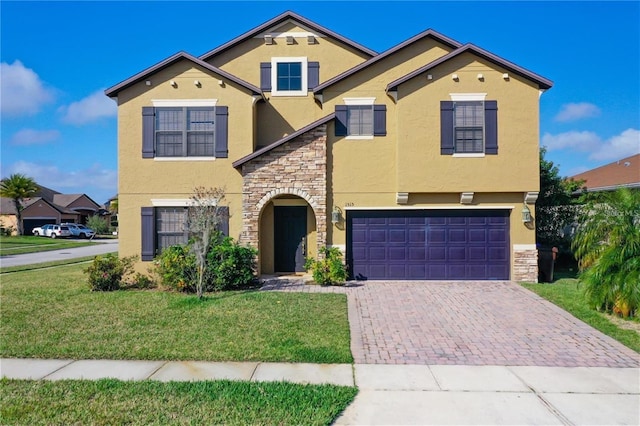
[0,264,352,363]
[0,235,96,256]
[523,278,640,353]
[0,379,357,426]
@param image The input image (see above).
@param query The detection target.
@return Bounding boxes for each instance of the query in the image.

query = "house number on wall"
[344,203,354,207]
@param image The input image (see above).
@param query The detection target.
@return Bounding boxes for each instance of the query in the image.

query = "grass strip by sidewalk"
[0,235,97,256]
[523,279,640,353]
[0,378,357,426]
[1,264,353,364]
[0,256,99,274]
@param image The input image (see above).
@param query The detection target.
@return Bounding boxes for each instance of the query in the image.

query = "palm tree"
[0,174,39,235]
[572,188,640,317]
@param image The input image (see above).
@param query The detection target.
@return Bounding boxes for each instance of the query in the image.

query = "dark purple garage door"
[347,210,510,280]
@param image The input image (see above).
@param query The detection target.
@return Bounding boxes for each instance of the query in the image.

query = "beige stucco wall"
[115,59,255,262]
[0,215,18,235]
[207,22,372,147]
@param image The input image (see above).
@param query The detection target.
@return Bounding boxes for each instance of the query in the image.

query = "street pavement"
[0,238,118,267]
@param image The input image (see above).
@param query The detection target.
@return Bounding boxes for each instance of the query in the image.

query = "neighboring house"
[569,154,640,193]
[105,11,552,282]
[0,185,101,235]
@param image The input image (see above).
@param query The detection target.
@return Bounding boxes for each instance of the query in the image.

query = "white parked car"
[32,224,72,238]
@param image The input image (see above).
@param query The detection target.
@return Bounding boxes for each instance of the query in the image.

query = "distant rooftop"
[569,153,640,192]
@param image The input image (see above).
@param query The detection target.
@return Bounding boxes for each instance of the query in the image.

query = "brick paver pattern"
[261,280,639,368]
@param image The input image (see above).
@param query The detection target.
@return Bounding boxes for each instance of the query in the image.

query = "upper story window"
[142,101,228,160]
[260,58,319,96]
[335,98,386,139]
[156,107,215,157]
[440,95,498,156]
[454,101,484,154]
[276,62,302,91]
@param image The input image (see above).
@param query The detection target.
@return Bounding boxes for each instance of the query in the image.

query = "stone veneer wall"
[239,124,327,255]
[513,246,538,282]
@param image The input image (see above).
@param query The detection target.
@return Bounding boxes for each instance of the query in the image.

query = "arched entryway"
[258,195,318,275]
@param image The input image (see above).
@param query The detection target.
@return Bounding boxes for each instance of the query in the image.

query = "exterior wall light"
[522,204,532,223]
[331,206,342,224]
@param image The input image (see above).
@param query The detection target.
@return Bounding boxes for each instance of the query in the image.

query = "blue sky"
[1,1,639,205]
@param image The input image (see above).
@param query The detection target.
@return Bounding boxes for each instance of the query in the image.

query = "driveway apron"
[261,280,639,367]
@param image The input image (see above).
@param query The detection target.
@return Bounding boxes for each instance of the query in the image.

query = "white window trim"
[154,157,216,162]
[343,97,375,105]
[452,153,485,158]
[151,199,191,207]
[346,135,374,140]
[449,93,487,101]
[271,57,307,97]
[152,99,218,107]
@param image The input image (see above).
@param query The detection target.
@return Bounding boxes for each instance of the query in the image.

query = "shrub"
[207,237,258,291]
[305,247,348,286]
[85,254,137,291]
[154,245,197,292]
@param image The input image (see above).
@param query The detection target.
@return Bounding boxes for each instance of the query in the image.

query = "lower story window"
[156,207,187,252]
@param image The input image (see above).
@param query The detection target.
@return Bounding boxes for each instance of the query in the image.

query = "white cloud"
[7,161,117,194]
[59,89,117,125]
[541,130,600,152]
[589,128,640,161]
[10,129,60,146]
[0,60,55,116]
[554,102,601,122]
[542,128,640,161]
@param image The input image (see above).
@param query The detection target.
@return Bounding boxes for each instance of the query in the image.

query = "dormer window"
[260,58,319,96]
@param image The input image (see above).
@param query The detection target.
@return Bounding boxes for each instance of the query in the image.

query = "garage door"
[23,218,56,235]
[347,210,510,280]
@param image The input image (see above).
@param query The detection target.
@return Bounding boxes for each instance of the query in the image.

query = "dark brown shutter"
[373,105,387,136]
[215,106,228,158]
[141,207,155,261]
[308,62,320,89]
[335,105,347,136]
[484,101,498,155]
[440,101,454,155]
[142,107,155,158]
[260,63,271,91]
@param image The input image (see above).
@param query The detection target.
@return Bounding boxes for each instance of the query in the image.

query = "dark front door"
[274,206,307,272]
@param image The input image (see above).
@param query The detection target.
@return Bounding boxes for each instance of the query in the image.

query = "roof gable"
[105,51,262,98]
[314,29,461,93]
[387,43,553,92]
[199,11,377,61]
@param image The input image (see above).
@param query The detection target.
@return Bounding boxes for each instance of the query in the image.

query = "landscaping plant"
[85,254,137,291]
[305,246,348,286]
[207,237,258,291]
[0,173,38,236]
[572,188,640,317]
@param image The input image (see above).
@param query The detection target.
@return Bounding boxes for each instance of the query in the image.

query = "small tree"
[536,147,584,247]
[0,174,38,235]
[187,186,227,299]
[87,215,109,235]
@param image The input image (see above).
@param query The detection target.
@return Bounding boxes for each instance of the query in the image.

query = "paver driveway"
[262,280,639,367]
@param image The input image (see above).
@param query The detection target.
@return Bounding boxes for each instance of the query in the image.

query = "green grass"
[0,235,96,256]
[523,278,640,353]
[0,263,352,363]
[0,379,357,426]
[0,256,98,274]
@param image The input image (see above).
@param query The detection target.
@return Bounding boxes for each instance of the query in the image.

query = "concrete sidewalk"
[2,358,638,425]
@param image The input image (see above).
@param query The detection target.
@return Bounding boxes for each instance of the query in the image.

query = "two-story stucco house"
[105,11,552,282]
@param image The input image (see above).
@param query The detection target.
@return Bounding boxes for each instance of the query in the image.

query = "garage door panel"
[349,210,510,280]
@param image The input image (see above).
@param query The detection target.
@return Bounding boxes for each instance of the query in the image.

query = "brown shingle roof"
[569,154,640,191]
